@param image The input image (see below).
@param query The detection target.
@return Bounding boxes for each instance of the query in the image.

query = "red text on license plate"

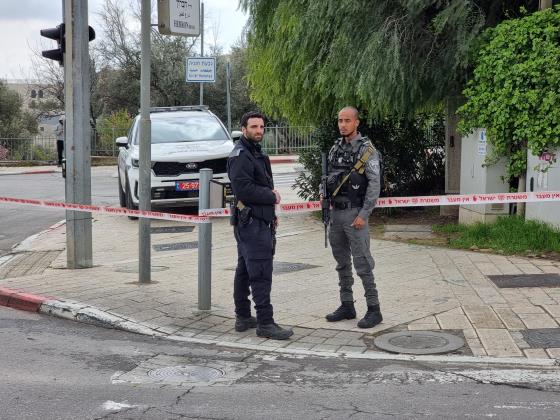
[176,181,199,191]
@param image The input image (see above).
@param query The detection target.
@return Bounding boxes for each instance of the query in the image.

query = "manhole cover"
[273,261,319,274]
[521,328,560,348]
[488,274,560,288]
[374,331,465,355]
[147,365,224,383]
[151,226,195,234]
[115,265,169,273]
[153,241,198,252]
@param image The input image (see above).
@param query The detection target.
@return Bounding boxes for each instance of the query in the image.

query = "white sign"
[186,57,216,82]
[478,129,487,156]
[158,0,200,37]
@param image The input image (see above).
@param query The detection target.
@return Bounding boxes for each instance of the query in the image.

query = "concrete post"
[138,0,152,283]
[64,0,92,269]
[198,168,212,310]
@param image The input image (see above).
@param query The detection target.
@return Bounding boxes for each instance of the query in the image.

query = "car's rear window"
[134,114,229,144]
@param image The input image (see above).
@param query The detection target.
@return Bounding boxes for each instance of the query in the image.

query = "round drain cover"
[147,365,224,383]
[374,331,465,355]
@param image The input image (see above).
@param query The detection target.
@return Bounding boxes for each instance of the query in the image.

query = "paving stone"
[518,313,559,329]
[408,324,441,331]
[470,346,487,357]
[542,305,560,318]
[545,348,560,358]
[338,346,367,354]
[463,305,504,329]
[435,313,472,330]
[295,335,327,345]
[236,336,268,345]
[333,331,364,340]
[477,329,523,357]
[310,344,341,352]
[494,308,525,330]
[309,329,340,338]
[285,342,315,350]
[323,337,353,346]
[523,349,549,359]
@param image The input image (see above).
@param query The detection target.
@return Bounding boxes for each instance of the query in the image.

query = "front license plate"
[176,181,199,191]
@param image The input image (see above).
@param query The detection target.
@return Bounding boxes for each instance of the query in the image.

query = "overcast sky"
[0,0,247,81]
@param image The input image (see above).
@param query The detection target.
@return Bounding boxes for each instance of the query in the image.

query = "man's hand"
[351,215,366,230]
[273,189,281,204]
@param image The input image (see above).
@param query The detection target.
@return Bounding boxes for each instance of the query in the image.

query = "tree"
[0,81,38,138]
[459,8,560,181]
[239,0,539,125]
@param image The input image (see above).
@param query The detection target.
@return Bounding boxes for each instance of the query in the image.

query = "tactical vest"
[327,139,369,206]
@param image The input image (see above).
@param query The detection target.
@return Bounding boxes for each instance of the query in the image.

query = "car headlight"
[131,158,139,168]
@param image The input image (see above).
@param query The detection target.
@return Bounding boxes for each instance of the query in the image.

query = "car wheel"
[117,170,126,208]
[125,175,138,220]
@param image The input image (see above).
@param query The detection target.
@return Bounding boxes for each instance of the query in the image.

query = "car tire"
[124,175,138,220]
[118,170,126,208]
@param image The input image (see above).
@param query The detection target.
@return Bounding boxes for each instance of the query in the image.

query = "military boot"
[325,301,356,322]
[256,323,294,340]
[357,305,383,328]
[235,315,257,332]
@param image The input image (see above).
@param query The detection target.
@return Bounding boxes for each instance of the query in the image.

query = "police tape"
[199,191,560,217]
[0,196,210,223]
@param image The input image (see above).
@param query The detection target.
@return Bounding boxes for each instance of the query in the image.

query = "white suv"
[116,106,236,210]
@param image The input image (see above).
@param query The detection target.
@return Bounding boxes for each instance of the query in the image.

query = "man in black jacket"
[227,111,293,340]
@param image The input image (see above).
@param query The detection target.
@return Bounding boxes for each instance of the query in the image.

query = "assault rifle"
[321,152,330,248]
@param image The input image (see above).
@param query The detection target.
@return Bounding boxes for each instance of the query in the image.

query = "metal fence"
[0,124,316,162]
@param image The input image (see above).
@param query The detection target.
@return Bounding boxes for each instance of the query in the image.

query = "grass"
[433,216,560,255]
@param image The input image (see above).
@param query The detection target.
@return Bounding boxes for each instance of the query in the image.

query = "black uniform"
[227,136,276,325]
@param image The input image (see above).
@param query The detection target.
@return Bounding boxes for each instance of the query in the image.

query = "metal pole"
[198,168,212,310]
[199,1,204,105]
[138,0,152,283]
[65,0,92,269]
[226,60,231,133]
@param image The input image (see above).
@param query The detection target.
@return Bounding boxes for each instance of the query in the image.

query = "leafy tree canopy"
[459,7,560,178]
[0,81,38,138]
[240,0,538,125]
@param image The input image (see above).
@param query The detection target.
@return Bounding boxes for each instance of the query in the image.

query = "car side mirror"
[116,136,128,148]
[231,130,242,142]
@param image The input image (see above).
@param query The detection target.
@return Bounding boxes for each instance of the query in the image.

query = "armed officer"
[227,111,294,340]
[324,106,383,329]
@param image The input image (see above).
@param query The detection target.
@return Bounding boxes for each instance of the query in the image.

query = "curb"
[0,169,57,176]
[1,287,559,368]
[0,287,48,312]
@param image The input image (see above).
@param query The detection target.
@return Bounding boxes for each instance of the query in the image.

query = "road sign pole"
[199,1,204,105]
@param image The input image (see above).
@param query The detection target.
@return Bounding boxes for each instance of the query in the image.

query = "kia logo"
[185,162,198,170]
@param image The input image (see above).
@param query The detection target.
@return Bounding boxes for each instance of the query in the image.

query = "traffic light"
[40,24,96,66]
[40,24,65,65]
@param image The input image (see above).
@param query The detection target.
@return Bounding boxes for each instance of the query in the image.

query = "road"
[0,166,302,257]
[2,305,560,420]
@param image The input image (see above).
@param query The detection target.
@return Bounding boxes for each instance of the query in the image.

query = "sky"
[0,0,247,81]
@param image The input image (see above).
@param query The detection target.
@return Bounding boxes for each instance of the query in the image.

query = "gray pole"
[64,0,92,269]
[198,168,212,310]
[226,60,231,133]
[199,1,204,105]
[138,0,152,283]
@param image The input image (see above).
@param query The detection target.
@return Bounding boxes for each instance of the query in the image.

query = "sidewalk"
[2,203,560,364]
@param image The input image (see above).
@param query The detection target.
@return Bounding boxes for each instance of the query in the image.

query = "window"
[134,115,229,144]
[31,89,37,98]
[38,90,44,99]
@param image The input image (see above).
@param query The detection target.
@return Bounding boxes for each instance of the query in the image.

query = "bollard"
[198,168,212,310]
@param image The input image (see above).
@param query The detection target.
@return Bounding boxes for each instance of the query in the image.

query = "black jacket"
[227,136,276,223]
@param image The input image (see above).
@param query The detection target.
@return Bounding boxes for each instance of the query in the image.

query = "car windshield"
[135,114,229,144]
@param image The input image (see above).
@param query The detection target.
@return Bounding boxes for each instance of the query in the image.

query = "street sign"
[157,0,200,36]
[186,57,216,82]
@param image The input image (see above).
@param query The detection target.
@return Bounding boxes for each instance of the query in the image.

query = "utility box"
[526,148,560,228]
[459,129,509,224]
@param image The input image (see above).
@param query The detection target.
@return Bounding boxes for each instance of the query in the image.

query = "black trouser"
[56,140,64,165]
[233,218,274,325]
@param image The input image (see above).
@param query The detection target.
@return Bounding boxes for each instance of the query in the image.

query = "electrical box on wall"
[458,129,509,224]
[526,148,560,228]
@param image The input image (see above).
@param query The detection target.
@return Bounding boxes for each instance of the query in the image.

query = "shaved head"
[339,106,359,119]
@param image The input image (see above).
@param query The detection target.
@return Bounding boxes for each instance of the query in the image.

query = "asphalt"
[2,160,560,366]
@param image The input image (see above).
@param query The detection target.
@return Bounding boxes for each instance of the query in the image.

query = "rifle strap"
[331,144,375,198]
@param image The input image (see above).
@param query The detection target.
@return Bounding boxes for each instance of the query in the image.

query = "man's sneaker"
[235,315,257,332]
[256,323,294,340]
[357,305,383,328]
[325,301,356,322]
